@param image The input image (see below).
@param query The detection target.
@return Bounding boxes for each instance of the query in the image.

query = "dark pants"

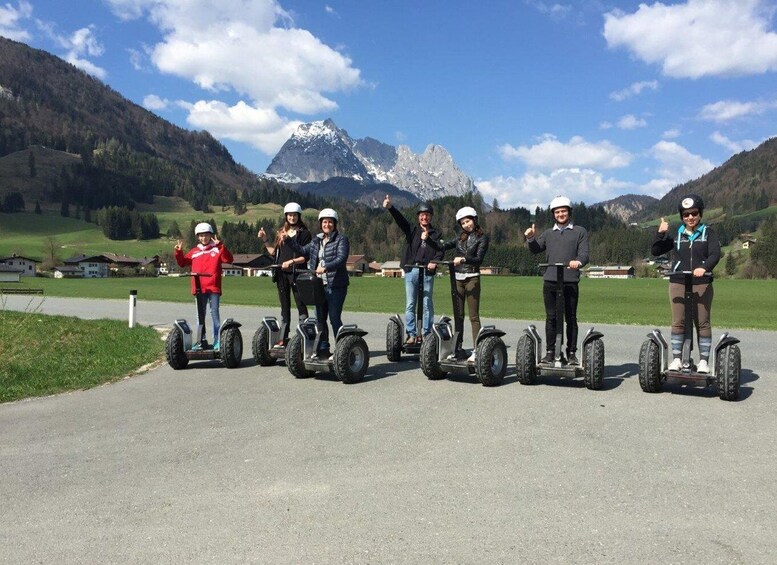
[277,274,308,341]
[543,281,579,354]
[453,276,481,351]
[316,285,347,353]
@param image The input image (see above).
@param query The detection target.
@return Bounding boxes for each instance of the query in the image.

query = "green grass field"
[0,309,163,403]
[4,275,776,330]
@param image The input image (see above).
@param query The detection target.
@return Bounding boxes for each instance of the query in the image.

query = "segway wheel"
[386,320,402,362]
[716,344,741,401]
[252,325,276,367]
[583,337,605,390]
[420,333,447,380]
[515,333,536,385]
[220,326,243,369]
[285,334,314,378]
[638,339,662,393]
[165,327,189,370]
[334,335,370,384]
[475,336,507,387]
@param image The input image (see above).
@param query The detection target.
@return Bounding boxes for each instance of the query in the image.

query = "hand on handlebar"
[693,267,707,277]
[568,260,582,269]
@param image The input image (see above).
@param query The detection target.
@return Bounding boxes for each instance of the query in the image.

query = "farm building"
[0,254,38,277]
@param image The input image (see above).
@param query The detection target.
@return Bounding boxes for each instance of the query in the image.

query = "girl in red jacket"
[174,222,234,350]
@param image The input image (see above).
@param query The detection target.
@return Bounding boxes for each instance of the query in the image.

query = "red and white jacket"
[175,242,234,295]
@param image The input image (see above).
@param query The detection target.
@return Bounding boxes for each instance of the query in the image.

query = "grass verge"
[5,275,777,330]
[0,304,164,403]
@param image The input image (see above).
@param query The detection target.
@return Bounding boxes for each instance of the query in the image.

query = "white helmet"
[550,195,572,212]
[284,202,303,215]
[456,206,478,222]
[195,222,214,235]
[318,208,339,223]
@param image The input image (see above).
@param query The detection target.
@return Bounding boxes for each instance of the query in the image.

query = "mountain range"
[265,119,476,202]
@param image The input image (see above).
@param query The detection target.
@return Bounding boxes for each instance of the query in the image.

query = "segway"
[418,260,508,386]
[252,264,293,367]
[638,270,741,400]
[166,272,243,369]
[284,270,370,384]
[386,264,425,361]
[514,263,605,389]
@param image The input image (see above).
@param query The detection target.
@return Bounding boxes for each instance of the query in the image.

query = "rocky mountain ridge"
[266,119,476,201]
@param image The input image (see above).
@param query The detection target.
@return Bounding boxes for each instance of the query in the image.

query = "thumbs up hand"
[524,223,536,239]
[658,217,668,234]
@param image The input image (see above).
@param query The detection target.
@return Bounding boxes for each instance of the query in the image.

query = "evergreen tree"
[28,150,36,178]
[34,200,42,214]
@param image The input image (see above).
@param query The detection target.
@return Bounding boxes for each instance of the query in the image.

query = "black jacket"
[652,224,720,284]
[440,232,490,275]
[387,206,444,271]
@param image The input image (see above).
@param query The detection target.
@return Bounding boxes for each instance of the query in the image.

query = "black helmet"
[678,194,705,216]
[417,203,433,216]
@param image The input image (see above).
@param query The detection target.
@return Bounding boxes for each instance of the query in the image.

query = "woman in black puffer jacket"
[437,206,490,361]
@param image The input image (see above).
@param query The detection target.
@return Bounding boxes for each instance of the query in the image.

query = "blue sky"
[2,0,777,210]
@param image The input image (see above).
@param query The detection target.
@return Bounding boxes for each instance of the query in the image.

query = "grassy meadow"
[0,308,163,403]
[4,275,776,331]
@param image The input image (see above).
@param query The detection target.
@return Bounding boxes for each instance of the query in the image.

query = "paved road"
[2,296,776,564]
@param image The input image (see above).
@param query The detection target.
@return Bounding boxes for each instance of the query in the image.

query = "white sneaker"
[697,359,709,373]
[668,357,682,371]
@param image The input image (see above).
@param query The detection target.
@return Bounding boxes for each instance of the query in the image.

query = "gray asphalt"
[1,295,776,564]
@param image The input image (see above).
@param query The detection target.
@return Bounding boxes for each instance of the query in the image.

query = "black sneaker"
[541,352,554,364]
[567,353,579,366]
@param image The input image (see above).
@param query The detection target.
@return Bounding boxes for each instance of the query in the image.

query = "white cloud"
[37,22,107,79]
[477,169,634,210]
[617,114,647,130]
[180,99,302,154]
[0,0,32,41]
[143,94,170,110]
[609,80,659,102]
[604,0,777,78]
[499,134,632,170]
[106,0,363,114]
[663,128,681,139]
[698,98,777,122]
[524,1,573,21]
[641,140,715,196]
[710,131,760,153]
[599,121,613,130]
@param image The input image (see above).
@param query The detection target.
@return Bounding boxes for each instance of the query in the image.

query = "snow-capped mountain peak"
[266,119,476,201]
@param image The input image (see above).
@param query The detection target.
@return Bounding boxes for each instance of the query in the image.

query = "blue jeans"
[404,269,434,337]
[195,292,221,342]
[315,285,347,352]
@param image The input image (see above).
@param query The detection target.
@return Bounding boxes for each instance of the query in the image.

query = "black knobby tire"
[638,339,662,393]
[475,336,507,386]
[583,338,605,390]
[334,335,370,384]
[285,334,314,378]
[165,327,189,370]
[420,333,447,380]
[386,320,402,362]
[515,333,536,385]
[252,325,276,367]
[716,344,741,401]
[220,326,243,369]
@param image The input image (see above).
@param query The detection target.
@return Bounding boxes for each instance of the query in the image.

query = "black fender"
[476,325,506,345]
[388,314,404,330]
[336,324,368,341]
[581,328,604,348]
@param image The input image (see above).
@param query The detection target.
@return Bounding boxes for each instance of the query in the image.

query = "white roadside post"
[129,289,137,328]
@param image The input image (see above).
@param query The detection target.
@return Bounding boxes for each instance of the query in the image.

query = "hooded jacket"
[175,241,234,295]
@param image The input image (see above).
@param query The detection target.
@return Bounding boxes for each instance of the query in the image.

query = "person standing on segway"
[174,222,234,350]
[434,206,490,362]
[383,194,443,346]
[524,196,589,365]
[258,202,312,347]
[282,208,350,359]
[651,194,721,374]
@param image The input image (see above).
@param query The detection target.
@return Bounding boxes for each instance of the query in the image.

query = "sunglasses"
[681,210,699,218]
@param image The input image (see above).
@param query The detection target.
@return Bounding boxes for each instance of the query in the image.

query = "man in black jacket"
[384,194,444,343]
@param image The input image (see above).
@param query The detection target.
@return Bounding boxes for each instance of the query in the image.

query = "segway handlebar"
[667,270,713,277]
[184,272,213,277]
[428,260,456,266]
[538,263,566,268]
